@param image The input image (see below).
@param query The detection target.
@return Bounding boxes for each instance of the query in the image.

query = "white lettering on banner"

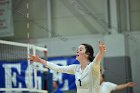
[2,63,42,89]
[25,65,33,88]
[50,60,69,90]
[25,65,43,89]
[36,76,42,89]
[2,64,21,88]
[61,80,69,90]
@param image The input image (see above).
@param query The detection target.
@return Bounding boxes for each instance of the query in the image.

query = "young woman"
[29,41,106,93]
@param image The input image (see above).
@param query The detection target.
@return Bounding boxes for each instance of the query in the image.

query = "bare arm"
[93,41,106,72]
[115,82,136,90]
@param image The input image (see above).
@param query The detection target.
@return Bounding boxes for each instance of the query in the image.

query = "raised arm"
[93,41,106,72]
[115,82,136,90]
[94,41,106,63]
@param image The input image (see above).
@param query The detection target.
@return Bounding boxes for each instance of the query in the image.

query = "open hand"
[28,54,41,62]
[98,41,106,53]
[127,82,136,87]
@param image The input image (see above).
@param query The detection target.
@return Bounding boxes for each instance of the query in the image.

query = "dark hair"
[55,80,59,85]
[102,74,105,79]
[81,43,95,62]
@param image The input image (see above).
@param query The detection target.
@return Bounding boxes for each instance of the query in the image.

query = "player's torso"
[75,65,91,89]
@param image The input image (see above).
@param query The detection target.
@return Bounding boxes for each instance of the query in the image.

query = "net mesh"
[0,40,48,93]
[0,43,27,61]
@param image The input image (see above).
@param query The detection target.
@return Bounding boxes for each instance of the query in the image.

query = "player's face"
[52,81,58,89]
[76,45,88,61]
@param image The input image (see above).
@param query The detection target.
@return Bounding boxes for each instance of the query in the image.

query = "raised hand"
[28,54,41,62]
[98,41,106,53]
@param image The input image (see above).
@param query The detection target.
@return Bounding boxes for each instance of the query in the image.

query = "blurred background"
[0,0,140,93]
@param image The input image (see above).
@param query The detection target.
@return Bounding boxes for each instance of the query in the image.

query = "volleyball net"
[0,40,48,93]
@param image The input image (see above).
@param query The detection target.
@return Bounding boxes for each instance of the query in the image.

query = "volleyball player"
[100,70,136,93]
[29,41,106,93]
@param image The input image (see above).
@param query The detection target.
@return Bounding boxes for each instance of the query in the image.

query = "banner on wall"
[0,60,43,89]
[0,56,79,91]
[0,0,14,37]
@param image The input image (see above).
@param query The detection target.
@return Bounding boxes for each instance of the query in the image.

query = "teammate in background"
[53,80,63,93]
[29,41,106,93]
[100,73,136,93]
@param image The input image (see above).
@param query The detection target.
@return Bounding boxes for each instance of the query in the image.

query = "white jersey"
[45,60,100,93]
[100,82,117,93]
